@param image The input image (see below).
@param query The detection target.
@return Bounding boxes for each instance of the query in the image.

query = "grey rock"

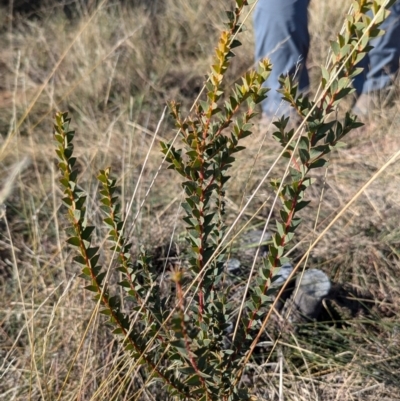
[293,269,331,320]
[239,229,271,266]
[225,258,241,275]
[271,263,293,288]
[271,263,294,312]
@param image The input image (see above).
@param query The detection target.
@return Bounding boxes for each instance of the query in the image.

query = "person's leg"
[254,0,310,117]
[353,1,400,114]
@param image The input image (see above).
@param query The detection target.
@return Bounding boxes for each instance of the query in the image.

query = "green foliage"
[267,0,394,278]
[55,113,191,398]
[54,1,394,400]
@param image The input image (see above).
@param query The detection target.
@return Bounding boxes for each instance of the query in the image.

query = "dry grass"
[0,1,399,400]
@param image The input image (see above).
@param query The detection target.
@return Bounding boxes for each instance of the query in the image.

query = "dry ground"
[0,1,400,400]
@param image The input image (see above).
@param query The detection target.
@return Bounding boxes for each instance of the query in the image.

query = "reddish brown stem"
[176,277,208,392]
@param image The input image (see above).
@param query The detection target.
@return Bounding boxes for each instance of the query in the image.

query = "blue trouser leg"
[254,0,400,116]
[353,1,400,95]
[253,0,310,117]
